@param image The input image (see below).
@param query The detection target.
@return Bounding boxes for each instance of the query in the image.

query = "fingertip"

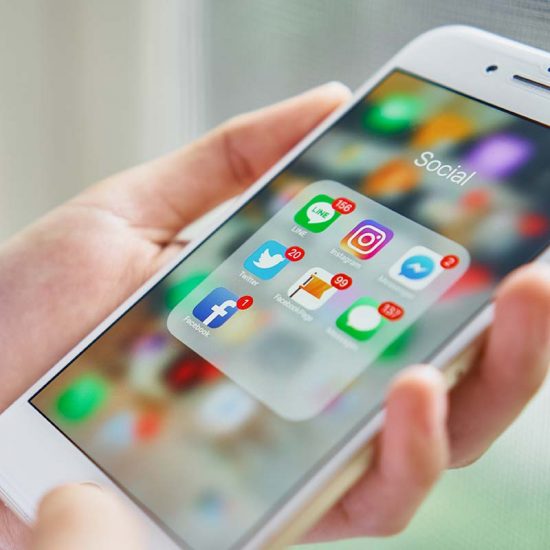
[390,365,448,436]
[484,262,550,400]
[447,264,549,468]
[313,81,353,101]
[38,482,111,517]
[33,483,142,550]
[496,262,550,305]
[336,365,448,537]
[393,364,447,391]
[37,483,97,516]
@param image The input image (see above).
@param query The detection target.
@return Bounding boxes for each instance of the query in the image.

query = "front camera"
[485,65,498,74]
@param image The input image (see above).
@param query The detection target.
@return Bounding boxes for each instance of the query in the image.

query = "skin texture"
[0,83,548,549]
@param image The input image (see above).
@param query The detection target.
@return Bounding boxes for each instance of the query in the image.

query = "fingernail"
[80,481,103,491]
[319,81,352,96]
[407,365,448,435]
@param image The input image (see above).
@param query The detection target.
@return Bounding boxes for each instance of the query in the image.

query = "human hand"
[0,82,548,548]
[305,261,550,540]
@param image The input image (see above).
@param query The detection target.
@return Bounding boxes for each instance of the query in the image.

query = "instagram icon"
[340,219,393,260]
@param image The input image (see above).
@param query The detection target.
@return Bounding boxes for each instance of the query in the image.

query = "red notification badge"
[330,273,353,290]
[285,246,305,262]
[378,301,404,321]
[236,295,254,310]
[441,255,459,269]
[332,197,356,215]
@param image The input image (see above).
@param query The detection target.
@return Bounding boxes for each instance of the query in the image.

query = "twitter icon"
[244,240,290,280]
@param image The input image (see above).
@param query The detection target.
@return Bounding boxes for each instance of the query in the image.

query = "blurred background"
[1,1,549,548]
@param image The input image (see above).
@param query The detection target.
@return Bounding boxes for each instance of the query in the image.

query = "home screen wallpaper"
[32,71,549,550]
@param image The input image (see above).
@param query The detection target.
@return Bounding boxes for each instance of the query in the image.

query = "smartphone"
[1,25,549,550]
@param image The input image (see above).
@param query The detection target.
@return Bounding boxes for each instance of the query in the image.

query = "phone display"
[30,71,549,550]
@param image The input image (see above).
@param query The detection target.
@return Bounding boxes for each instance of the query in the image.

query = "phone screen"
[31,71,549,549]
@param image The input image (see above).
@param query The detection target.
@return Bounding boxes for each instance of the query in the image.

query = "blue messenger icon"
[400,255,435,279]
[389,245,444,291]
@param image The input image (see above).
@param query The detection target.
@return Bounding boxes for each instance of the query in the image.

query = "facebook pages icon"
[193,287,238,328]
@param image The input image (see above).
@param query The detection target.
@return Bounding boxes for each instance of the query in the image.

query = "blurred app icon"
[134,410,162,441]
[194,489,228,522]
[336,297,385,341]
[56,374,108,422]
[460,188,492,212]
[340,219,393,259]
[96,410,162,449]
[164,354,219,392]
[196,383,259,438]
[463,133,533,179]
[363,158,420,198]
[193,288,238,328]
[389,245,444,290]
[128,332,178,399]
[288,267,336,310]
[243,240,289,280]
[165,271,209,310]
[294,193,340,233]
[442,264,492,301]
[380,326,415,361]
[364,93,425,134]
[96,411,135,449]
[518,212,549,238]
[412,112,473,149]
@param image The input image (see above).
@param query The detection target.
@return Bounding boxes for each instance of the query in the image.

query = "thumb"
[31,483,143,550]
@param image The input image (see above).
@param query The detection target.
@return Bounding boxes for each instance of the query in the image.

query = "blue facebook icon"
[192,287,238,328]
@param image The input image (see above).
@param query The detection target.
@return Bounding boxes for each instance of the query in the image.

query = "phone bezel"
[0,25,549,550]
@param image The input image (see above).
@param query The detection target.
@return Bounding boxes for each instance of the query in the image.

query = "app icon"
[164,354,219,392]
[389,245,444,290]
[412,112,473,149]
[463,133,533,180]
[96,411,134,449]
[243,240,289,280]
[340,219,393,259]
[288,267,336,310]
[56,374,109,422]
[363,159,420,198]
[363,93,425,134]
[193,287,239,328]
[197,383,258,437]
[193,489,228,522]
[294,194,340,233]
[336,297,385,341]
[134,410,163,441]
[165,271,209,309]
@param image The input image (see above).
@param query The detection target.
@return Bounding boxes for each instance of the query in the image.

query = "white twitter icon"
[253,248,285,269]
[244,240,290,280]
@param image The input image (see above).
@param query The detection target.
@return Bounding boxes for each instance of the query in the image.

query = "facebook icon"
[192,287,238,328]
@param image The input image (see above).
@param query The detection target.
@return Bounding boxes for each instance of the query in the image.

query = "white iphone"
[1,25,549,550]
